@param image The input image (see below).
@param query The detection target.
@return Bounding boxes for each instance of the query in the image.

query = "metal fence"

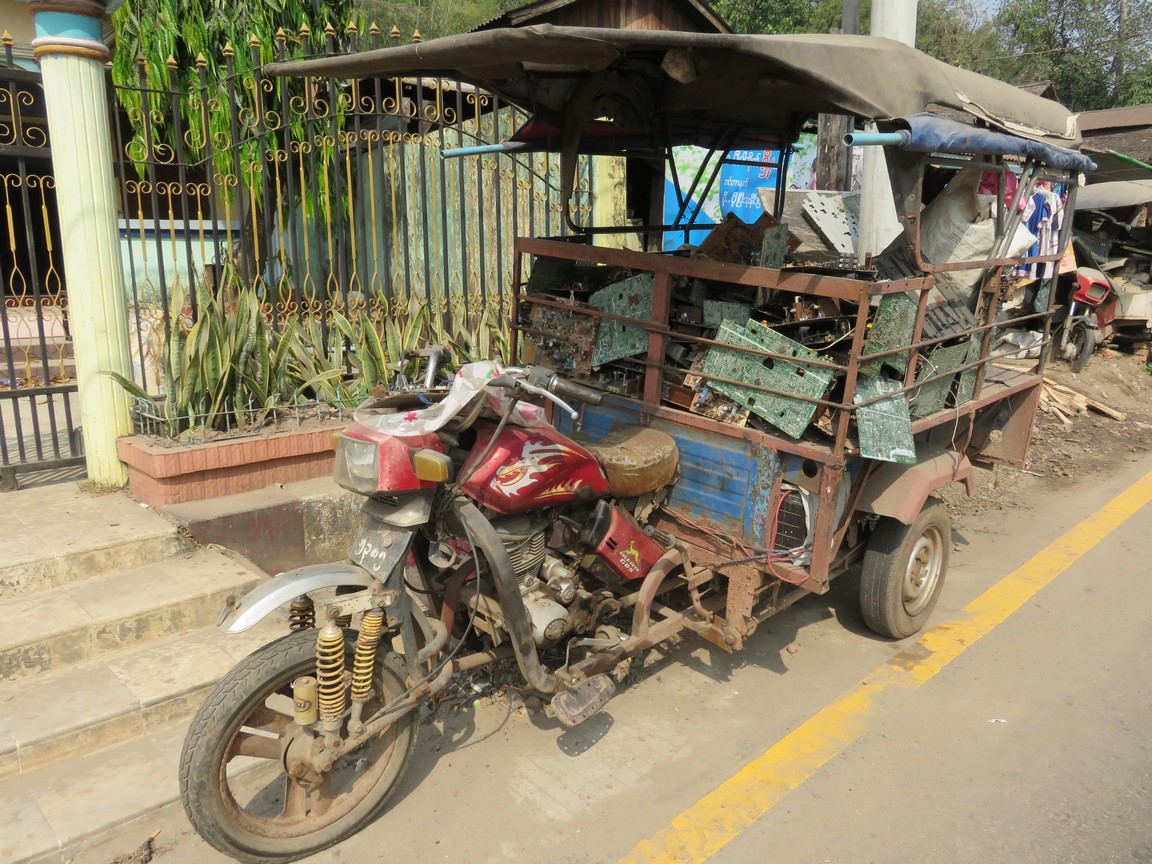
[0,23,593,481]
[0,40,82,488]
[114,25,593,404]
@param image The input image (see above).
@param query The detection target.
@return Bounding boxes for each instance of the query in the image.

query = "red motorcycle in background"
[179,351,684,863]
[1058,265,1114,373]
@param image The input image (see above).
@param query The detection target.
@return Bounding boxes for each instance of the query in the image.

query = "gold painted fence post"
[28,0,133,485]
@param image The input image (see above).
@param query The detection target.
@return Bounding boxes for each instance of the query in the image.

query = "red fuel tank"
[460,424,610,514]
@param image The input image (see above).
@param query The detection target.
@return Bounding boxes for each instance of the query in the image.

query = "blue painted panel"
[34,11,103,41]
[556,402,779,546]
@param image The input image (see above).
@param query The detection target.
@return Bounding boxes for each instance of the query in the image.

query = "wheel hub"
[902,527,943,616]
[282,725,324,786]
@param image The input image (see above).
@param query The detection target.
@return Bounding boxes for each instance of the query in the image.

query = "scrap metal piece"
[956,339,981,405]
[802,191,859,254]
[859,291,919,379]
[760,224,790,269]
[551,673,616,727]
[854,376,917,465]
[525,256,582,295]
[923,280,978,341]
[909,340,972,418]
[525,300,597,378]
[703,300,752,328]
[702,321,834,438]
[590,273,654,366]
[690,385,751,427]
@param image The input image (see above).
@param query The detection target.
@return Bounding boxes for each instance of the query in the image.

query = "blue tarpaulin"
[889,114,1095,171]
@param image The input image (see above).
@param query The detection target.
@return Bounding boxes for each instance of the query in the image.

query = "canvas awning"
[269,26,1081,150]
[1076,179,1152,211]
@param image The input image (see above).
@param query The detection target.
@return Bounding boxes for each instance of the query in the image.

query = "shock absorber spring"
[351,608,385,704]
[315,623,347,731]
[288,595,315,632]
[333,585,356,629]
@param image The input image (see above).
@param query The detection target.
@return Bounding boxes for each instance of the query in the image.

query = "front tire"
[1066,321,1096,373]
[179,629,417,864]
[860,498,951,639]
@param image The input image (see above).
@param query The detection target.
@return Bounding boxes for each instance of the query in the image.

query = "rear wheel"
[860,498,951,639]
[179,629,417,864]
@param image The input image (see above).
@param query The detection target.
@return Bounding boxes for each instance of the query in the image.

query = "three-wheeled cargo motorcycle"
[179,27,1091,863]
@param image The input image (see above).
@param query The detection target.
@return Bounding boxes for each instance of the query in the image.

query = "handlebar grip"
[551,377,604,406]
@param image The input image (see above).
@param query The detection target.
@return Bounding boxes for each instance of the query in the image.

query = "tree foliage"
[992,0,1152,110]
[712,0,1152,111]
[353,0,519,40]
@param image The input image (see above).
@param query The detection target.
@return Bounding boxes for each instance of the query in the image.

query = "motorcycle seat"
[586,425,679,497]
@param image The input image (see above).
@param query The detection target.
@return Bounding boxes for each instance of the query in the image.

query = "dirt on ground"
[940,350,1152,531]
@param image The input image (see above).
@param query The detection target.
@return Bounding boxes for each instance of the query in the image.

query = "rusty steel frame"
[508,147,1080,655]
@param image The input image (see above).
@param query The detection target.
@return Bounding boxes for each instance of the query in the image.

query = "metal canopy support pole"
[28,0,132,485]
[857,0,919,257]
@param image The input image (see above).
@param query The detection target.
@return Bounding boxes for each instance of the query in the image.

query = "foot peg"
[550,674,616,728]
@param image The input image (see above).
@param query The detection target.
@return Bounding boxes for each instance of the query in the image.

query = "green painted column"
[29,0,132,486]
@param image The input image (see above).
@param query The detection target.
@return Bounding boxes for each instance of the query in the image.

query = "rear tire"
[179,629,417,864]
[860,498,951,639]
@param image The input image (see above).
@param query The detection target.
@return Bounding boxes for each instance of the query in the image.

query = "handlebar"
[525,366,604,406]
[487,365,603,420]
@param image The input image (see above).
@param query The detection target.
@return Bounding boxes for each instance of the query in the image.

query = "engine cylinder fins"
[315,623,347,729]
[288,595,315,631]
[350,608,385,703]
[494,518,549,584]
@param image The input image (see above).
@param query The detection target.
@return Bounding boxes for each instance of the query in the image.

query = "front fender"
[217,563,379,634]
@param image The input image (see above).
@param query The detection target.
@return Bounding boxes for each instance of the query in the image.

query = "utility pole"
[815,0,860,191]
[27,0,134,485]
[857,0,919,256]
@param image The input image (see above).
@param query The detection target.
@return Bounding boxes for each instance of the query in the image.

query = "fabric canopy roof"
[269,26,1081,150]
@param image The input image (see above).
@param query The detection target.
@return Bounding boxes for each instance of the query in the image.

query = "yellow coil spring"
[315,624,347,724]
[288,596,315,632]
[351,609,385,703]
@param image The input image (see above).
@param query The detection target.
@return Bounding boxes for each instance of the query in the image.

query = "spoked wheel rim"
[216,664,402,839]
[902,525,945,616]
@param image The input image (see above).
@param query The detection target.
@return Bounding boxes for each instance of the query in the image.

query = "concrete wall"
[0,0,34,47]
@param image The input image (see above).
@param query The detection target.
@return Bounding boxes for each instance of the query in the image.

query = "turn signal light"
[412,449,453,482]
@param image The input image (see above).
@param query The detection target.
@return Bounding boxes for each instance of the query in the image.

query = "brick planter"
[117,421,346,507]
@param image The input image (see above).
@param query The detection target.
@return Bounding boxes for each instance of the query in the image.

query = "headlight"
[334,435,380,494]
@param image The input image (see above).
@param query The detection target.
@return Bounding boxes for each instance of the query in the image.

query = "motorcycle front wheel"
[179,629,417,864]
[1065,320,1096,373]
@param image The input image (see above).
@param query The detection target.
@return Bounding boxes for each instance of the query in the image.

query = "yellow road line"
[621,468,1152,864]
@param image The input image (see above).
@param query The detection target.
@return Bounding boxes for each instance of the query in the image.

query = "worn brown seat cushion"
[586,425,678,497]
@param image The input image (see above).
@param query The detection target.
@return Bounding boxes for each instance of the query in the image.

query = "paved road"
[72,454,1152,864]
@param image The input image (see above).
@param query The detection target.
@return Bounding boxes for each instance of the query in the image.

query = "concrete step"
[0,617,285,779]
[0,719,187,864]
[1,714,270,864]
[0,484,188,600]
[0,548,265,683]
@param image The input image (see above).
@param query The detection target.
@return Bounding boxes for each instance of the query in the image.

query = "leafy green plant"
[446,304,509,364]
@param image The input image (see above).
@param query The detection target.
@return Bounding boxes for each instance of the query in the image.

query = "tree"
[710,0,822,33]
[353,0,519,41]
[992,0,1152,110]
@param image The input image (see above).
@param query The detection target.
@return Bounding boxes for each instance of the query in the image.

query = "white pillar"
[30,1,133,485]
[857,0,919,257]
